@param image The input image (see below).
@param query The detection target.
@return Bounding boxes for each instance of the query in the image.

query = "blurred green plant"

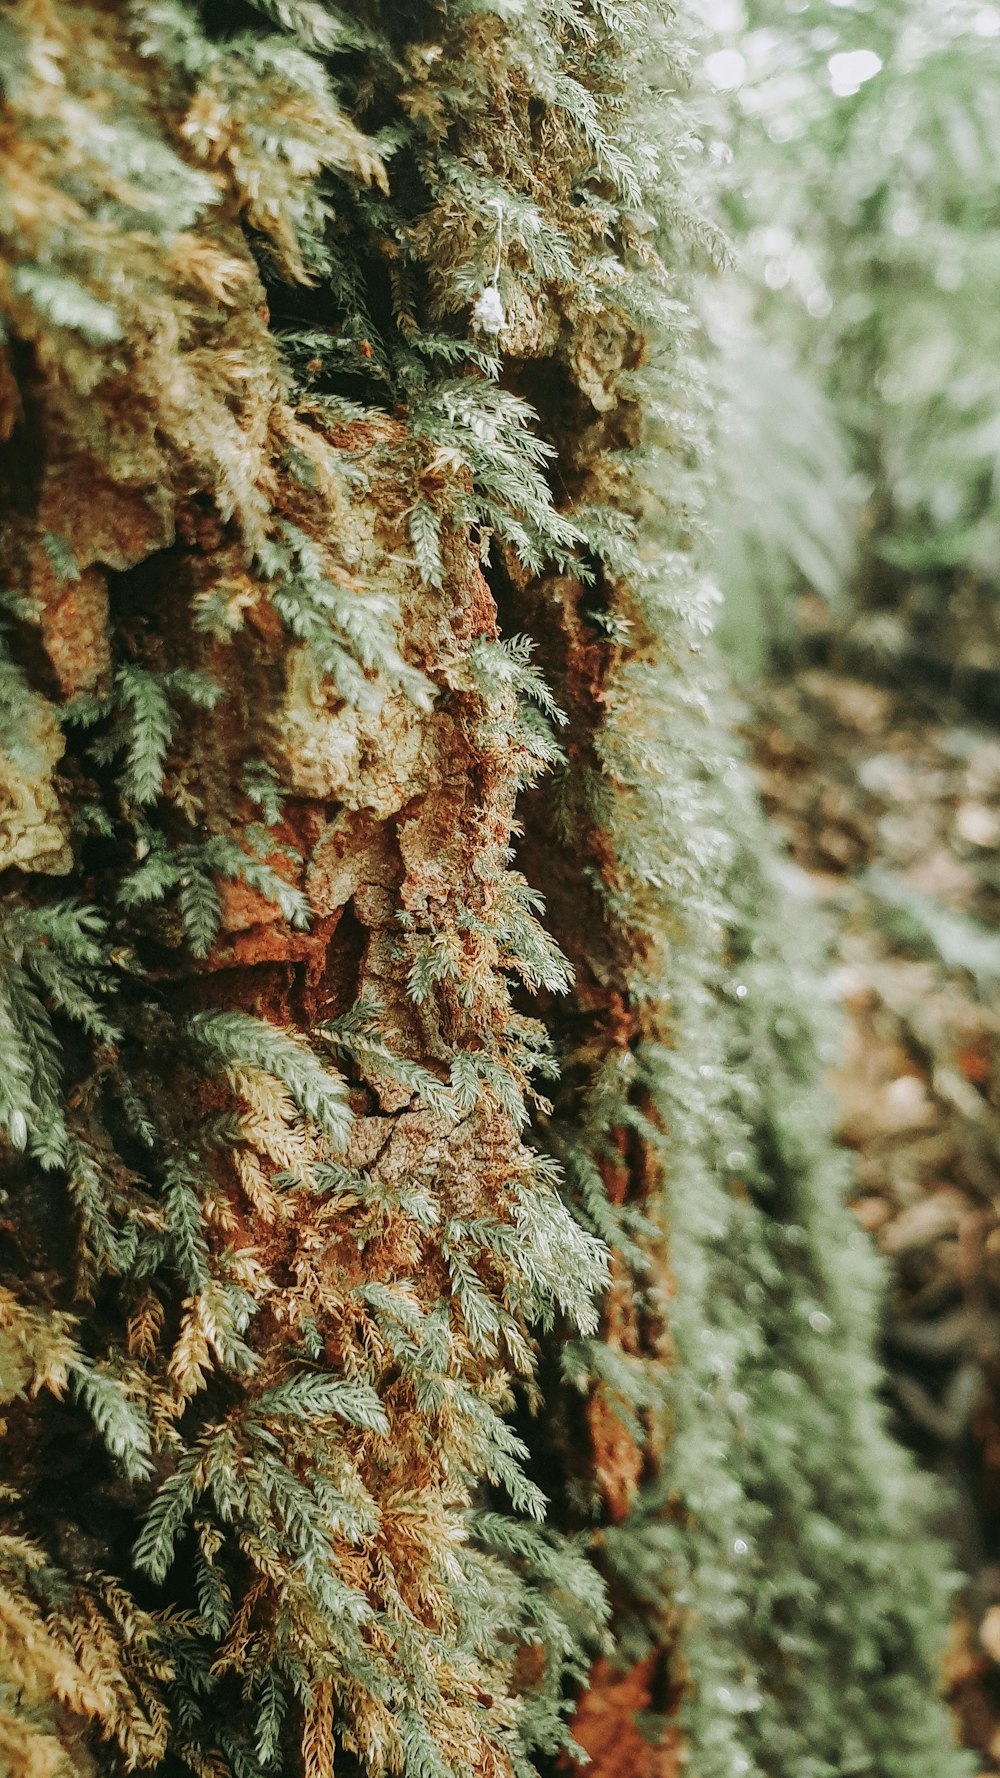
[707,0,1000,660]
[706,290,856,668]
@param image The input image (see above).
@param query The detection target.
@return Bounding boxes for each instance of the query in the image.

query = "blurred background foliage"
[706,0,1000,670]
[707,9,1000,1761]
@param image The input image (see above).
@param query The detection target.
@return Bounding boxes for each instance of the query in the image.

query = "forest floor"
[749,665,1000,1773]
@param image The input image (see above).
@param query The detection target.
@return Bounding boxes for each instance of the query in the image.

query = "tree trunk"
[0,6,973,1778]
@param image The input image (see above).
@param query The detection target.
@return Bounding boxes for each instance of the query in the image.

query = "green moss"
[0,5,970,1778]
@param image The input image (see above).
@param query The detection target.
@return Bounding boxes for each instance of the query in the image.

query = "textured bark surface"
[0,7,604,1771]
[563,1656,681,1778]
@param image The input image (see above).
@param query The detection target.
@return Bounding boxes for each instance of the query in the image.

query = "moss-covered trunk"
[0,5,975,1778]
